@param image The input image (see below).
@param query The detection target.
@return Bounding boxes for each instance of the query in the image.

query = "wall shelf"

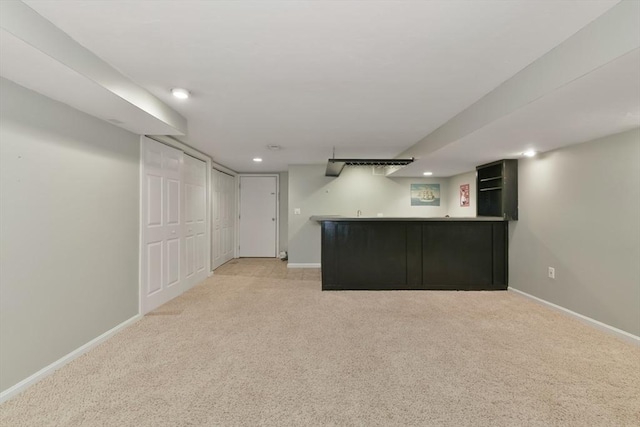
[476,159,518,220]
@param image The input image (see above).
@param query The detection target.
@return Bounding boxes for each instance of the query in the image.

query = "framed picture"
[411,183,440,206]
[460,184,470,207]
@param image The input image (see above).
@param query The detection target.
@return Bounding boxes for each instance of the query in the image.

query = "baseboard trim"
[0,314,142,404]
[287,263,321,269]
[508,287,639,346]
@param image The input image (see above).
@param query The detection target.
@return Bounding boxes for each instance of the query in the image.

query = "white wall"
[509,128,640,336]
[288,165,448,264]
[0,78,140,392]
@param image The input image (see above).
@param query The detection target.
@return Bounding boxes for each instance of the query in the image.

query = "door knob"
[272,218,275,221]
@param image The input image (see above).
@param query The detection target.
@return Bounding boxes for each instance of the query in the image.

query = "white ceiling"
[11,0,635,174]
[395,48,640,177]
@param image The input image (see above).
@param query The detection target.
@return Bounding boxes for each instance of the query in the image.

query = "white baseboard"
[508,287,639,346]
[287,263,321,269]
[0,314,142,404]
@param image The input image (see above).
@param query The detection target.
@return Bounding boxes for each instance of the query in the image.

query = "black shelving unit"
[476,159,518,220]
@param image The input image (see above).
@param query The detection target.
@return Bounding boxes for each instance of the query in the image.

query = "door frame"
[139,135,213,315]
[237,174,279,258]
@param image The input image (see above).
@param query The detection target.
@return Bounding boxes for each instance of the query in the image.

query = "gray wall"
[288,165,448,264]
[0,78,140,392]
[509,128,640,336]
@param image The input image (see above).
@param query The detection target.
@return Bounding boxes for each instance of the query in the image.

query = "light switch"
[294,208,301,215]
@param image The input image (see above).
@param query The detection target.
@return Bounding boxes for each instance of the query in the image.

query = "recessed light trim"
[253,157,263,162]
[523,150,537,157]
[423,172,433,176]
[171,88,190,99]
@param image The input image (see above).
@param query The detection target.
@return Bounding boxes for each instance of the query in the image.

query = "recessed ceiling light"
[267,144,282,151]
[423,172,433,176]
[253,157,263,162]
[171,88,190,99]
[523,150,537,157]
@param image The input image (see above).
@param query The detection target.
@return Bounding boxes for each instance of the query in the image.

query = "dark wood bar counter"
[313,216,508,291]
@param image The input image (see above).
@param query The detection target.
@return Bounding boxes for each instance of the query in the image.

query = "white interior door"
[183,154,208,287]
[212,169,236,270]
[141,137,184,313]
[239,176,277,257]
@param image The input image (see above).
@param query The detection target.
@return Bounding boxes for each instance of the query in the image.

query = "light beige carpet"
[1,258,639,426]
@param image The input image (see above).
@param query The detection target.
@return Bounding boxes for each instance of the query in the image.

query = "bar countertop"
[310,215,506,222]
[318,215,509,290]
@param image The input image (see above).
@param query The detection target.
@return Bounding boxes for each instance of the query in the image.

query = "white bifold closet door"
[212,169,235,270]
[142,137,185,313]
[183,154,208,285]
[141,138,209,314]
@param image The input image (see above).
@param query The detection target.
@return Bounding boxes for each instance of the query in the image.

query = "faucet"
[357,209,362,218]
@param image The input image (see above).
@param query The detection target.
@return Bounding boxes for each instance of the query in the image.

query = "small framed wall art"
[460,184,470,207]
[411,183,440,206]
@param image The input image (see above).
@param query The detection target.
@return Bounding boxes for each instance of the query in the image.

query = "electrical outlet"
[548,267,555,279]
[294,208,301,215]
